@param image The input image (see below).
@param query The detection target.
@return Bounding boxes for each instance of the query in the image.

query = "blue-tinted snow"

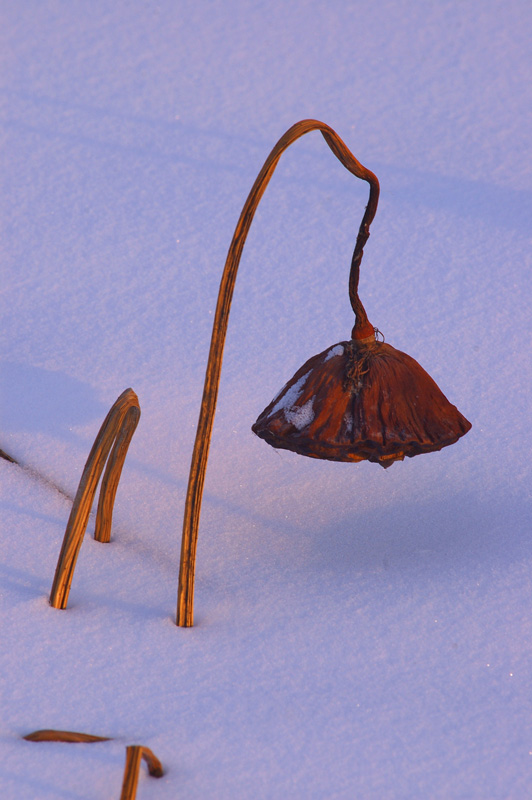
[1,2,531,798]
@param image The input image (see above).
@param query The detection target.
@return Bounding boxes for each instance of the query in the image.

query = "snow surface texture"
[1,1,531,798]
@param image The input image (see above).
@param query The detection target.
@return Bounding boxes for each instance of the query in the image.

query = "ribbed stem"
[120,745,164,799]
[49,388,140,610]
[177,119,379,626]
[120,746,143,800]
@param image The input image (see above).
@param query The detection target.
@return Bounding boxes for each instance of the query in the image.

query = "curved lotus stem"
[120,745,164,799]
[177,119,379,626]
[50,388,140,610]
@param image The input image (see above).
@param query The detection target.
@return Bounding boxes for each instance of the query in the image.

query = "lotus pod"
[252,336,471,468]
[177,119,473,627]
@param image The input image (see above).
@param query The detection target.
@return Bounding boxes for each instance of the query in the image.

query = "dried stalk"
[24,732,163,798]
[120,746,143,800]
[23,729,111,743]
[120,745,164,799]
[177,119,379,626]
[139,747,164,778]
[0,448,17,463]
[49,388,141,610]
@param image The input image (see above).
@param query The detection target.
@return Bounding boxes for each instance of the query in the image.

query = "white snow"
[284,397,315,430]
[1,2,532,799]
[271,371,311,416]
[324,344,344,361]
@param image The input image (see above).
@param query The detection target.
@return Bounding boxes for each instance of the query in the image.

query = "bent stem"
[177,119,380,626]
[49,388,141,610]
[137,747,164,778]
[120,745,164,800]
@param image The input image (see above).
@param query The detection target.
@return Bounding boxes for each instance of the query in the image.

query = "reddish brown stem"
[177,120,379,626]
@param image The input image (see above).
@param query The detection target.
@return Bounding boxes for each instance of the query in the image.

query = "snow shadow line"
[1,89,529,235]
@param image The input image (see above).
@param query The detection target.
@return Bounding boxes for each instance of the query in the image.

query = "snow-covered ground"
[1,2,531,797]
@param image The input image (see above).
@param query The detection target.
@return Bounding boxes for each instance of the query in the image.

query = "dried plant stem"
[49,388,140,610]
[23,729,111,743]
[120,746,143,800]
[0,448,74,502]
[0,447,17,463]
[138,747,164,778]
[177,119,379,626]
[120,745,164,799]
[24,732,163,798]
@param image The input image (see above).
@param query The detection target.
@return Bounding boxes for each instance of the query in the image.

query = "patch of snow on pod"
[324,344,344,362]
[270,370,311,415]
[284,398,315,430]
